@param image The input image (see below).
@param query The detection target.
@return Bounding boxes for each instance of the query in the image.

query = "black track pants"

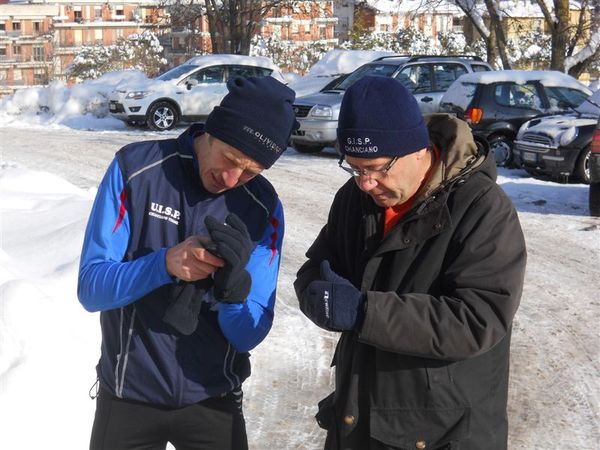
[90,388,248,450]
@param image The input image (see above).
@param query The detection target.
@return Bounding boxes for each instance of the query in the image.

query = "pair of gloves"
[299,261,366,333]
[163,213,253,335]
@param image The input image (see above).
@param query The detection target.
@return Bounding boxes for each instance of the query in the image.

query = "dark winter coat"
[294,114,527,450]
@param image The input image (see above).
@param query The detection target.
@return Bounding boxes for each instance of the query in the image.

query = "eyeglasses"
[338,156,399,180]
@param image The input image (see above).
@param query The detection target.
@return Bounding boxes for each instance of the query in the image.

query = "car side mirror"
[186,79,199,90]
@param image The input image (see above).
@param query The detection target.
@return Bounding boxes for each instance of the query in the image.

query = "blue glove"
[299,260,365,332]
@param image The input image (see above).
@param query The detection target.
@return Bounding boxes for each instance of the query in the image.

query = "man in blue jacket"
[78,76,297,450]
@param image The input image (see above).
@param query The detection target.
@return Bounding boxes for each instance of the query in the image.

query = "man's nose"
[222,168,243,188]
[356,175,377,192]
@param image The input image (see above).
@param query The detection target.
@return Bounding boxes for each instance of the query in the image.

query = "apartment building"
[355,0,463,45]
[51,0,167,81]
[0,3,56,95]
[261,1,337,45]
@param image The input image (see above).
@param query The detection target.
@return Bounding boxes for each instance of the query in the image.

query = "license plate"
[109,103,116,111]
[523,152,537,162]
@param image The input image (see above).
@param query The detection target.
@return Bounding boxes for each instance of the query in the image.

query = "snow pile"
[0,70,148,130]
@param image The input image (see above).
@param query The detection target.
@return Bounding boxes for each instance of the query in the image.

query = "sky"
[1,57,599,449]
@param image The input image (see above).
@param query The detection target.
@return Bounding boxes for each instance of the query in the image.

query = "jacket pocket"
[316,392,339,450]
[369,407,470,450]
[316,392,336,430]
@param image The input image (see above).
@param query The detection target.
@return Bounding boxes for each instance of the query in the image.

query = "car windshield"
[155,64,199,81]
[332,63,402,91]
[544,86,590,109]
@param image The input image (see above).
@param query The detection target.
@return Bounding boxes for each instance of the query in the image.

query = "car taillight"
[592,129,600,154]
[464,107,483,124]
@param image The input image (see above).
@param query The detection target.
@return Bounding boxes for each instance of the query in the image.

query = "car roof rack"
[406,54,484,62]
[371,54,413,61]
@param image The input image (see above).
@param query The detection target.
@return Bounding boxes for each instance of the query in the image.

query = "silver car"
[290,55,493,154]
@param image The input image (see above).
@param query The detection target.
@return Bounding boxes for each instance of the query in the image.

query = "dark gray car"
[440,70,592,167]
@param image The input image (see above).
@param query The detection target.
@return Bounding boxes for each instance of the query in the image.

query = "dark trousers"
[90,388,248,450]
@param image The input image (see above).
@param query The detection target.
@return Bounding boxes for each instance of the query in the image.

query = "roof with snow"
[456,70,591,91]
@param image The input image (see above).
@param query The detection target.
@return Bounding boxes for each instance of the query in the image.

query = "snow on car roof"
[308,49,398,76]
[183,54,278,69]
[456,70,591,92]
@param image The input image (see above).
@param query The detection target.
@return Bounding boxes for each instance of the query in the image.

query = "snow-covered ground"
[0,63,599,449]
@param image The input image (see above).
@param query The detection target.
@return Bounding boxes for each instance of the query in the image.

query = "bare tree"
[420,0,599,75]
[534,0,600,77]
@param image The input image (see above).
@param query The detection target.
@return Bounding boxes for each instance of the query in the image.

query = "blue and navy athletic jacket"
[78,124,284,408]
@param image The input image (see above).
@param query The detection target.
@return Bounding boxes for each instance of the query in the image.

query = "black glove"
[299,260,365,332]
[204,213,254,304]
[163,278,212,335]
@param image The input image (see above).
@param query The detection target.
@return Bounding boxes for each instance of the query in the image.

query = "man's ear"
[414,147,430,161]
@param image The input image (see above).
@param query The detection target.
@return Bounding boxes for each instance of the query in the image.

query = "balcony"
[0,31,24,38]
[0,55,51,65]
[314,17,338,24]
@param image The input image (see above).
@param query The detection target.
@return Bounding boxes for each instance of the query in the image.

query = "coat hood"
[416,113,492,203]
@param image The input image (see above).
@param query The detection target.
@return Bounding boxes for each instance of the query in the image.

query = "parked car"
[439,70,592,166]
[290,55,493,154]
[590,118,600,216]
[513,89,600,184]
[108,54,285,131]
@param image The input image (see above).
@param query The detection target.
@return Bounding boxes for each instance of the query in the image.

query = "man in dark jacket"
[78,76,297,450]
[295,76,526,450]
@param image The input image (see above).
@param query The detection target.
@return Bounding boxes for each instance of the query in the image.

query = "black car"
[589,118,600,216]
[439,70,592,167]
[514,89,600,184]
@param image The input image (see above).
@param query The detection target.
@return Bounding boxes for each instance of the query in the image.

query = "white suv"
[108,54,285,131]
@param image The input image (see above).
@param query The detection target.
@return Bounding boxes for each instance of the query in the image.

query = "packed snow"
[0,65,599,449]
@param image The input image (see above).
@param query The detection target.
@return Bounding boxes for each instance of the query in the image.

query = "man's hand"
[299,260,365,332]
[204,213,254,304]
[166,236,225,282]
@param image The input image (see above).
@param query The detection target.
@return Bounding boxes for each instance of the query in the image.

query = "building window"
[34,68,47,84]
[452,17,461,28]
[12,22,21,31]
[116,29,124,39]
[319,25,326,39]
[34,22,41,32]
[0,23,5,31]
[94,28,103,43]
[0,47,6,56]
[13,45,21,55]
[95,7,102,20]
[13,69,22,81]
[33,47,44,62]
[380,24,388,32]
[116,6,124,16]
[74,10,83,21]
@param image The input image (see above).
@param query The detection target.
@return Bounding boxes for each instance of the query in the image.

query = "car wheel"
[147,102,178,131]
[573,147,591,184]
[590,183,600,217]
[488,135,514,167]
[293,143,324,154]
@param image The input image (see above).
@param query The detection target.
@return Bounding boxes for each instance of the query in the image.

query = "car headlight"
[310,105,333,118]
[559,127,579,146]
[125,91,152,100]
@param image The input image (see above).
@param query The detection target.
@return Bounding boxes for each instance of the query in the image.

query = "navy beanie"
[205,76,298,169]
[337,76,429,158]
